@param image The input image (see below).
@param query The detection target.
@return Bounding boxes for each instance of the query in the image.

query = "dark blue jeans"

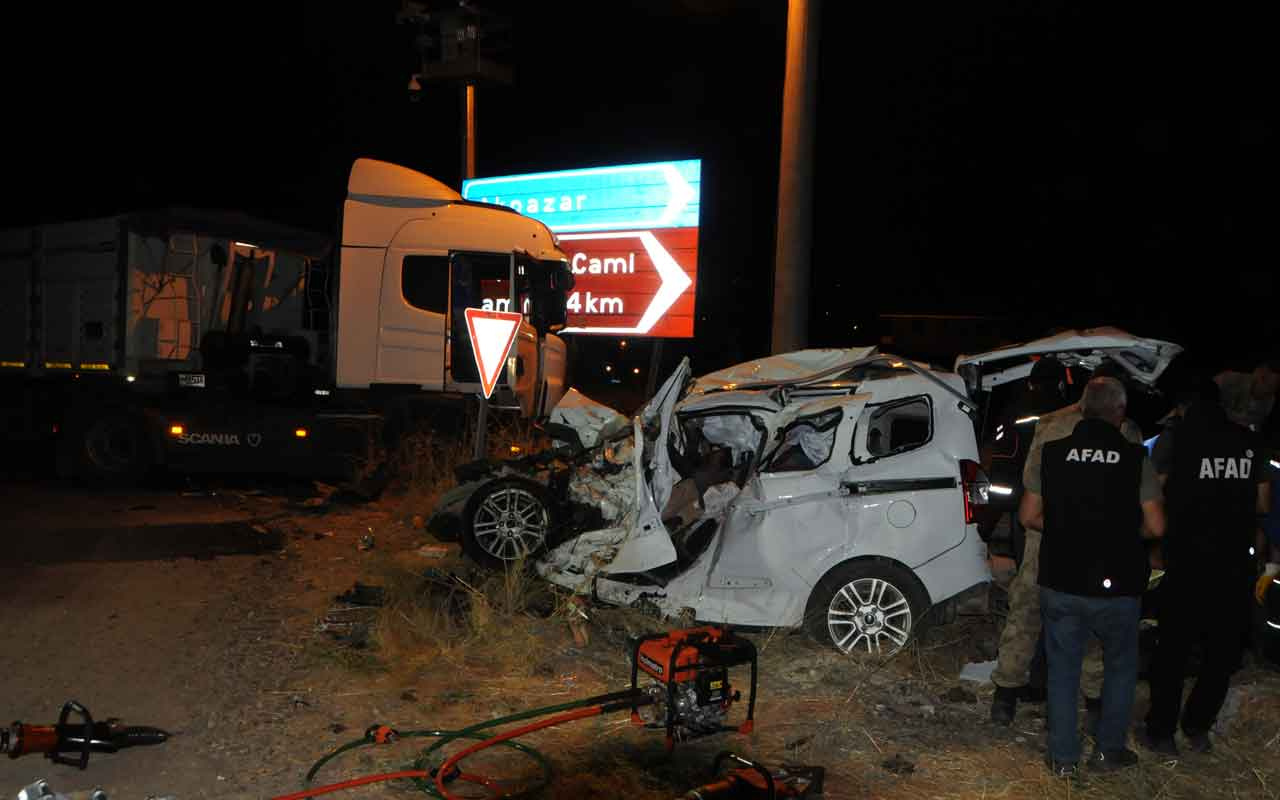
[1041,587,1141,763]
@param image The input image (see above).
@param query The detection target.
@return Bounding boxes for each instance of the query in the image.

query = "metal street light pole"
[770,0,821,354]
[462,82,476,180]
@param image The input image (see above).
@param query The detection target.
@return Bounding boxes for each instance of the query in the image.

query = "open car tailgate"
[955,327,1182,393]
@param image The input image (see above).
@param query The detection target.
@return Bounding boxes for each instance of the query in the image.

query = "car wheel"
[805,560,929,655]
[461,478,554,569]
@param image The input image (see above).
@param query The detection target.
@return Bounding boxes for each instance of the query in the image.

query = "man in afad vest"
[1021,377,1166,776]
[1142,380,1271,755]
[990,363,1143,727]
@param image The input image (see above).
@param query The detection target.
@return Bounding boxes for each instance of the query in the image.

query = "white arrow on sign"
[464,307,523,398]
[558,231,692,335]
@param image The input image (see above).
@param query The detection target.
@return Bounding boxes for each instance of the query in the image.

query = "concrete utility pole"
[770,0,821,354]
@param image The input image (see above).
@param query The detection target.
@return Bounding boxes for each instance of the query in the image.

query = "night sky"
[6,1,1276,382]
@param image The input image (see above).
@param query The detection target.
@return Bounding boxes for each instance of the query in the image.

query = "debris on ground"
[941,686,978,704]
[317,604,378,647]
[335,583,385,607]
[357,532,375,551]
[416,544,451,559]
[958,660,998,683]
[881,754,915,776]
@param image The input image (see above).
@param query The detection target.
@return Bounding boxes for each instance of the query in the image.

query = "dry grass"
[389,411,555,521]
[365,552,573,686]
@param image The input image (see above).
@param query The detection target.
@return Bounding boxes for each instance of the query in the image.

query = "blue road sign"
[462,160,701,233]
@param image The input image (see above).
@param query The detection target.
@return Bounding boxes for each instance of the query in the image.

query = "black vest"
[1039,418,1148,597]
[1162,404,1260,573]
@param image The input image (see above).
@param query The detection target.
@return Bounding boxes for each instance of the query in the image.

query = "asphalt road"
[0,479,302,798]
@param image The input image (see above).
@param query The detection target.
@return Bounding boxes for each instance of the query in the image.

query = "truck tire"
[77,411,150,484]
[461,478,554,569]
[804,560,929,656]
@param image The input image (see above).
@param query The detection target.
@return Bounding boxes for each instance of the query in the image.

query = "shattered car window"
[762,408,842,472]
[670,413,766,487]
[863,396,932,458]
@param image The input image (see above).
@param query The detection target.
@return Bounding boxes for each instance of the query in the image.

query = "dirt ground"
[3,476,1280,800]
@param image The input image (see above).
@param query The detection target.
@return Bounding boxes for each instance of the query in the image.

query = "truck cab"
[335,159,573,417]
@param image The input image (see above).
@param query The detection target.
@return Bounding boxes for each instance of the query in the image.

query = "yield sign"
[464,307,522,399]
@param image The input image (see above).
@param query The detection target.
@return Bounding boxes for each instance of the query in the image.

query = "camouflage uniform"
[990,404,1143,695]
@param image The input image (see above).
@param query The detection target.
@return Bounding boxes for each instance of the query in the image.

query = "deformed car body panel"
[690,347,878,395]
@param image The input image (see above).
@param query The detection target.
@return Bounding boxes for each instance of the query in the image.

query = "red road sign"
[464,307,522,398]
[557,227,697,338]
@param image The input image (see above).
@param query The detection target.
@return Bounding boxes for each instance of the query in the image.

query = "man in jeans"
[1020,377,1166,775]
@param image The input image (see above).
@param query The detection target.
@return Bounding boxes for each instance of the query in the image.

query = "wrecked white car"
[428,329,1182,656]
[433,348,991,655]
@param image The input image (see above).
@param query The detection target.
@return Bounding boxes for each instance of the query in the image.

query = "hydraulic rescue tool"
[682,752,825,799]
[1,702,169,770]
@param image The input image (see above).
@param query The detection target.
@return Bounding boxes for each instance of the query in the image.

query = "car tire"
[804,560,929,656]
[461,478,555,569]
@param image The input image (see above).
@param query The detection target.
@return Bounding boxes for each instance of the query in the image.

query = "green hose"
[303,694,616,798]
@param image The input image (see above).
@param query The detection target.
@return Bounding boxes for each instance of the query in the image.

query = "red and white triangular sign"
[464,307,523,399]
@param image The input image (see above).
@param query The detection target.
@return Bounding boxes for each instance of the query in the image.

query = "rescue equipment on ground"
[682,751,825,799]
[274,626,760,800]
[1,702,169,770]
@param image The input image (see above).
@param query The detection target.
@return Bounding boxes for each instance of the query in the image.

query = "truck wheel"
[461,478,553,569]
[79,412,149,484]
[804,560,928,656]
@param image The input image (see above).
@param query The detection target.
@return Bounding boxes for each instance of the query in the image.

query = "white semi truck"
[0,159,573,481]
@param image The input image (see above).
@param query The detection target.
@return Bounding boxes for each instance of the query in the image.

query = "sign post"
[464,307,523,459]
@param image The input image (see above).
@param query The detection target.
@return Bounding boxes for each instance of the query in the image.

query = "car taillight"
[960,459,991,525]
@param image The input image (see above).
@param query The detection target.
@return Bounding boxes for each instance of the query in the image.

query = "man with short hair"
[1142,380,1271,755]
[990,364,1143,726]
[1021,377,1166,775]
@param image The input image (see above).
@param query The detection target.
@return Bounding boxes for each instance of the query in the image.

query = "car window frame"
[852,394,935,465]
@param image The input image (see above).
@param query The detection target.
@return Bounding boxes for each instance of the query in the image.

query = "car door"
[598,359,692,574]
[700,396,864,624]
[838,394,969,569]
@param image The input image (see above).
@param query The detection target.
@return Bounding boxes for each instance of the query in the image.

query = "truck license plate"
[178,373,206,388]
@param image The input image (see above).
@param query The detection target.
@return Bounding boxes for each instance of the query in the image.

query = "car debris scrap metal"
[428,328,1185,656]
[14,781,176,800]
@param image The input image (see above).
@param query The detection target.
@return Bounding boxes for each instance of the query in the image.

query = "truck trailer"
[0,159,573,481]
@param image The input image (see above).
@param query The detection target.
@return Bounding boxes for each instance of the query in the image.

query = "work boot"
[1044,755,1079,779]
[1084,697,1102,739]
[1184,729,1213,754]
[1138,727,1180,757]
[1088,748,1139,771]
[991,686,1019,725]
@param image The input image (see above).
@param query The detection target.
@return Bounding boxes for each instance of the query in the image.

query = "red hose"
[269,769,429,800]
[434,706,604,800]
[269,768,499,800]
